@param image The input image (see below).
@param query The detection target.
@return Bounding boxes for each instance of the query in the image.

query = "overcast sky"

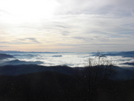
[0,0,134,52]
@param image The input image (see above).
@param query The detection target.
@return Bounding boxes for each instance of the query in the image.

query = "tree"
[75,53,117,101]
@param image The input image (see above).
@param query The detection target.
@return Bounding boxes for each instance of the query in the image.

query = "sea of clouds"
[0,51,134,68]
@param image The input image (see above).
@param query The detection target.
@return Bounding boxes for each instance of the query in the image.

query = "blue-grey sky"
[0,0,134,52]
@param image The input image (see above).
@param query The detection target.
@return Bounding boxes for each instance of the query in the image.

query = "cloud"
[19,38,40,43]
[55,24,67,28]
[0,38,40,45]
[56,0,134,17]
[0,0,134,52]
[0,9,11,16]
[60,31,70,36]
[0,42,9,44]
[72,36,89,41]
[0,46,9,47]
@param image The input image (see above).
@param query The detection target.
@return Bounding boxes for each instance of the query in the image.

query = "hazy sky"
[0,0,134,52]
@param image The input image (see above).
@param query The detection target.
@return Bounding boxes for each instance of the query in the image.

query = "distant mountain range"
[91,51,134,58]
[0,50,71,53]
[0,53,14,59]
[1,50,134,53]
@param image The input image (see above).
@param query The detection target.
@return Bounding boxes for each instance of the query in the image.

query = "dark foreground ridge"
[0,68,134,101]
[0,64,134,101]
[1,64,134,80]
[0,64,77,75]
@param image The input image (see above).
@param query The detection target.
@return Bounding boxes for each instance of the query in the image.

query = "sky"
[0,0,134,52]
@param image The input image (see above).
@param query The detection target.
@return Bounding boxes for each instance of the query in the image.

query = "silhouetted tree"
[75,54,117,101]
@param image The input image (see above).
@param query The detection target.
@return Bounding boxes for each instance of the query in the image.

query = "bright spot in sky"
[0,0,59,23]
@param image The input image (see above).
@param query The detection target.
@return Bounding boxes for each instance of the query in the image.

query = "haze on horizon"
[0,0,134,52]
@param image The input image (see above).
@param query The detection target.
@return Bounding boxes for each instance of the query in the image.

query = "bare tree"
[75,53,117,101]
